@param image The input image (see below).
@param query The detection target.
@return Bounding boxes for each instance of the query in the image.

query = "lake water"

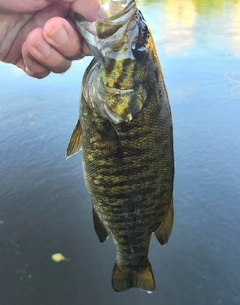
[0,0,240,304]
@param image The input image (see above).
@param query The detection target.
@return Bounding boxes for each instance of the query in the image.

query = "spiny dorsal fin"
[66,120,82,159]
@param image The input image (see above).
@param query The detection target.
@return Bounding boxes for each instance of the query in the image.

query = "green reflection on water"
[140,0,238,14]
[138,0,240,57]
[191,0,228,14]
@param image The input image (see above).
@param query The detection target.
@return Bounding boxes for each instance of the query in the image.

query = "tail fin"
[112,262,155,292]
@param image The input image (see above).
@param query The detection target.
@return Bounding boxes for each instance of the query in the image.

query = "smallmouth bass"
[67,0,174,292]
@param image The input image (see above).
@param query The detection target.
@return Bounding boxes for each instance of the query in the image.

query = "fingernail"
[22,57,31,73]
[34,38,52,55]
[25,66,31,74]
[49,25,68,45]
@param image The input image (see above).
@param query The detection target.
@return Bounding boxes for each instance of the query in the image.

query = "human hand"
[0,0,100,78]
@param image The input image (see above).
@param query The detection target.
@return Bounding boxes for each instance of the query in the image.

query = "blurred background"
[0,0,240,304]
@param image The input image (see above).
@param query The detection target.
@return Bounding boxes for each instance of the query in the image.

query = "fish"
[67,0,174,292]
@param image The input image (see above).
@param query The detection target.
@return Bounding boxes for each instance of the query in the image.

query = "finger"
[25,27,72,74]
[69,0,101,21]
[3,3,71,65]
[21,41,51,79]
[42,17,86,59]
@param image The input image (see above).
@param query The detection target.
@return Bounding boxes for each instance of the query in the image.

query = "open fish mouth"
[74,0,137,45]
[100,0,132,18]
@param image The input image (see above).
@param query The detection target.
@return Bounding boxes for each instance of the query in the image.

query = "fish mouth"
[74,0,136,47]
[100,0,134,19]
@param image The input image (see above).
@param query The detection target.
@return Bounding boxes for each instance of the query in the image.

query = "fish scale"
[67,0,174,292]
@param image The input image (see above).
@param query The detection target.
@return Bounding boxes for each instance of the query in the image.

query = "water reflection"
[191,0,226,14]
[163,0,196,55]
[139,0,240,57]
[231,1,240,56]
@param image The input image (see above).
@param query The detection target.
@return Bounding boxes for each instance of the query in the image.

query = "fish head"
[75,0,153,124]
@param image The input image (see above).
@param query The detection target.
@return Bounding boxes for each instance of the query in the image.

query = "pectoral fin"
[154,197,174,245]
[66,120,82,158]
[94,118,124,159]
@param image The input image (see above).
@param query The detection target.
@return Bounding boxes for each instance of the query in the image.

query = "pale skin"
[0,0,101,78]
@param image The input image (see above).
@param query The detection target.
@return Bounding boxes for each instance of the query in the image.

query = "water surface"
[0,1,240,304]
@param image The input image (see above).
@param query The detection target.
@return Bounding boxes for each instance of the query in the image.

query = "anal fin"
[92,206,109,242]
[112,262,155,292]
[66,120,82,158]
[154,197,174,245]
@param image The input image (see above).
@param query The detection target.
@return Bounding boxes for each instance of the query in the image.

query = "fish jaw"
[74,0,136,55]
[74,0,138,67]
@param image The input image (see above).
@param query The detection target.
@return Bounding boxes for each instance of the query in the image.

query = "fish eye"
[132,41,146,61]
